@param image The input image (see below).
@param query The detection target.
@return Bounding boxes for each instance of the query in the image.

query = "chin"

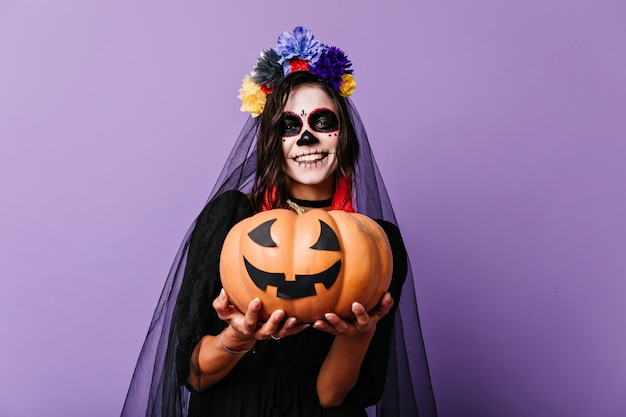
[284,168,336,189]
[289,175,334,186]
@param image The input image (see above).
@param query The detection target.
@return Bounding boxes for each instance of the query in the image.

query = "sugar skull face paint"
[308,109,339,133]
[281,109,340,137]
[281,85,339,198]
[282,113,303,137]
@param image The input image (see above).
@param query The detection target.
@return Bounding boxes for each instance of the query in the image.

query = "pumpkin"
[219,208,393,323]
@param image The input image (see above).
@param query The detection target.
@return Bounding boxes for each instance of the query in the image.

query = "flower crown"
[238,27,356,117]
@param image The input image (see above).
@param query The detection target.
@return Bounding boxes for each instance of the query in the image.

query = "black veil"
[120,100,437,417]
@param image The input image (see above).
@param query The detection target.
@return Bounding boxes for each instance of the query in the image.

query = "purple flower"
[251,48,283,88]
[310,46,353,91]
[274,26,323,70]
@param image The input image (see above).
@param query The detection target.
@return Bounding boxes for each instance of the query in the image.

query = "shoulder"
[373,220,403,249]
[205,189,250,211]
[374,219,408,287]
[197,190,252,219]
[192,190,254,237]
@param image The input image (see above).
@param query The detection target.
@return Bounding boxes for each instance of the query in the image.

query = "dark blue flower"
[274,27,323,70]
[310,46,353,91]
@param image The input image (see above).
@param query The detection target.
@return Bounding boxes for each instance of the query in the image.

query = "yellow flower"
[339,74,356,97]
[238,75,267,117]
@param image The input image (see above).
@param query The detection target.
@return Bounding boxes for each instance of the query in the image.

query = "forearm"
[316,327,376,407]
[187,326,255,391]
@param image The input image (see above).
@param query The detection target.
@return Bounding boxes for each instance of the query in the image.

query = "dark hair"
[250,71,359,211]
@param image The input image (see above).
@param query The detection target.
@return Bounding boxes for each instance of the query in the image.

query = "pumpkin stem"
[286,199,305,215]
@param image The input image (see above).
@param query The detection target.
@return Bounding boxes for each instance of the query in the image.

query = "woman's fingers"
[313,319,329,331]
[213,289,236,321]
[352,302,369,327]
[260,309,285,338]
[240,298,262,336]
[213,292,311,341]
[375,292,394,316]
[325,312,349,331]
[313,294,395,336]
[213,290,307,340]
[283,316,298,329]
[282,317,310,336]
[261,314,311,339]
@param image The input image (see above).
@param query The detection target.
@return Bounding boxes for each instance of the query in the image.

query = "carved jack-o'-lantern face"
[220,209,393,323]
[244,216,342,299]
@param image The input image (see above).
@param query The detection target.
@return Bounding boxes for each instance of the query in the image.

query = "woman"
[121,27,436,417]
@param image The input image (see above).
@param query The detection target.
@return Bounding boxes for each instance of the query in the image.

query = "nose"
[296,130,319,146]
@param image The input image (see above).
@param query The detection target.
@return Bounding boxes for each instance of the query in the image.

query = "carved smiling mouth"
[243,257,341,299]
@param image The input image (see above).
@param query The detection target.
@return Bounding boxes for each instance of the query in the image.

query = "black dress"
[175,190,408,417]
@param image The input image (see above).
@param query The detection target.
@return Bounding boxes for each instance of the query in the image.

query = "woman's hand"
[212,288,309,343]
[312,292,394,337]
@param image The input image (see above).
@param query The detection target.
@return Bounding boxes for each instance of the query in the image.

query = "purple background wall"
[1,1,625,416]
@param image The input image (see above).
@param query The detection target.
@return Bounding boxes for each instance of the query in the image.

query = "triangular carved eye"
[310,220,340,251]
[248,219,277,247]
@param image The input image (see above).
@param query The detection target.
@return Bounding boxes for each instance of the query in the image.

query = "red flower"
[289,58,310,72]
[260,84,274,95]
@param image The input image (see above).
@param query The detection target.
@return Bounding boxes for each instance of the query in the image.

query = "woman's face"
[281,84,339,198]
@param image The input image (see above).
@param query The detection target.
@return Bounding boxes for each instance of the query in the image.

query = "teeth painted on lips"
[294,153,327,163]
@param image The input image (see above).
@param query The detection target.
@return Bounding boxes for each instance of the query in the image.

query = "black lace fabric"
[120,100,437,417]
